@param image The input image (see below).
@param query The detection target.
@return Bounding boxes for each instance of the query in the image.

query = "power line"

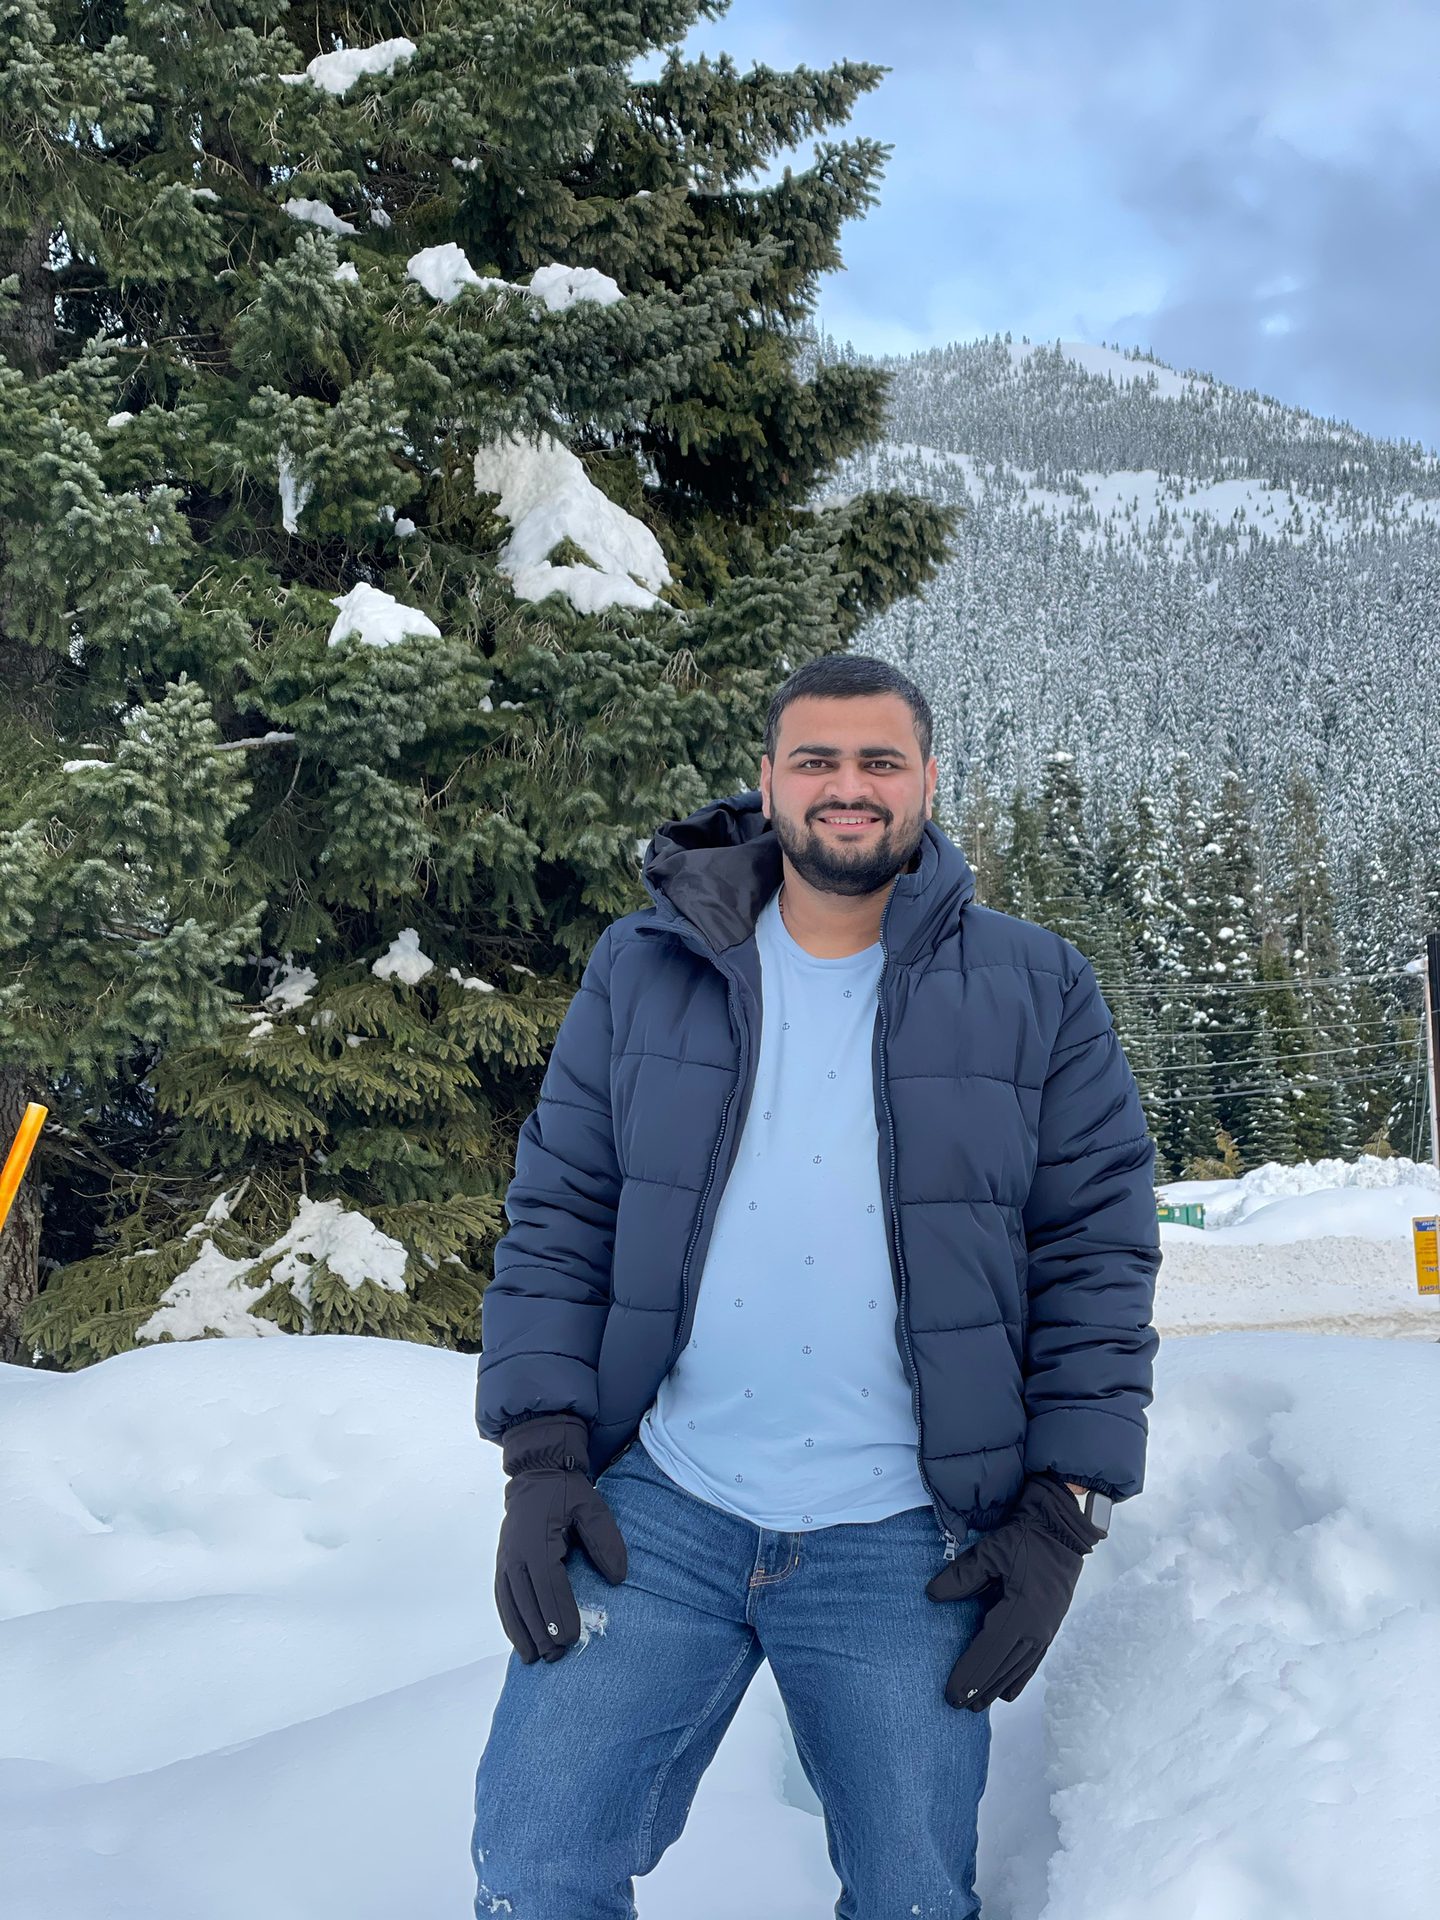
[1137,1063,1415,1110]
[1132,1037,1411,1080]
[1128,1013,1400,1049]
[1102,966,1415,998]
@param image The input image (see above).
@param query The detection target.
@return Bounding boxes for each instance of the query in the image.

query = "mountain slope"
[830,335,1440,966]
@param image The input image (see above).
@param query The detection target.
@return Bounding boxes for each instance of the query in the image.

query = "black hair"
[762,654,933,766]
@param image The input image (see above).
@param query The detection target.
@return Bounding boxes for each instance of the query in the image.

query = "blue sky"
[680,0,1440,451]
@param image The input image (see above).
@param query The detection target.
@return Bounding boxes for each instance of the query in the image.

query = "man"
[471,654,1161,1920]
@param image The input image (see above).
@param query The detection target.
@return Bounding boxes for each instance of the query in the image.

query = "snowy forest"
[1,3,1432,1377]
[825,336,1439,1189]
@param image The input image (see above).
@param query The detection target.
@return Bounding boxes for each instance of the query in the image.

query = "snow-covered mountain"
[830,336,1440,960]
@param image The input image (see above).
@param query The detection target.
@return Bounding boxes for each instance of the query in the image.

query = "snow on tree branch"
[326,585,441,649]
[279,40,417,97]
[474,432,671,614]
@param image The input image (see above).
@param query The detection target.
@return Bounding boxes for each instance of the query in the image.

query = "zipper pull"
[943,1530,958,1562]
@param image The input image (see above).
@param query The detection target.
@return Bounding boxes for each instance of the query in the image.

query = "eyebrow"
[785,743,911,760]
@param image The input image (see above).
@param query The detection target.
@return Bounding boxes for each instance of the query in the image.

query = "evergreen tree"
[1272,769,1358,1160]
[1191,753,1266,1157]
[956,762,1006,909]
[1104,780,1187,996]
[1030,744,1105,954]
[1236,1002,1301,1168]
[998,783,1046,921]
[1,2,954,1365]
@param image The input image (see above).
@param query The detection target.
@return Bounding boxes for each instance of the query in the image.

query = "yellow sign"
[1414,1218,1439,1296]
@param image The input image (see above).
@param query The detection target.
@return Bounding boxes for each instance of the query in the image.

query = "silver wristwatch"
[1065,1483,1113,1536]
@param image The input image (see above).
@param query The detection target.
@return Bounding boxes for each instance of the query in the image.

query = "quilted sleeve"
[1020,957,1161,1501]
[475,925,620,1444]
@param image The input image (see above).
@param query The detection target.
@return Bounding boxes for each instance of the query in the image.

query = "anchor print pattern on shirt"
[638,886,930,1530]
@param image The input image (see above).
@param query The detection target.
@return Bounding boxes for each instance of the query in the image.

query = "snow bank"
[372,927,434,985]
[1160,1152,1440,1239]
[1155,1234,1436,1339]
[1151,1156,1440,1339]
[326,583,441,649]
[474,431,671,612]
[1,1332,1435,1919]
[281,38,416,97]
[133,1200,410,1345]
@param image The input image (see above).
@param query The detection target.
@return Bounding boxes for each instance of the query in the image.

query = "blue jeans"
[472,1438,992,1918]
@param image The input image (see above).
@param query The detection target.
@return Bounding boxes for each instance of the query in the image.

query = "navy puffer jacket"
[477,787,1161,1534]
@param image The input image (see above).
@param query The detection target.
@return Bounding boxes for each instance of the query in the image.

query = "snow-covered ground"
[3,1277,1437,1916]
[1155,1154,1440,1340]
[867,437,1440,554]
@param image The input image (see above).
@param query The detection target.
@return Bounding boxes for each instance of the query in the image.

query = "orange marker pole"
[0,1103,48,1236]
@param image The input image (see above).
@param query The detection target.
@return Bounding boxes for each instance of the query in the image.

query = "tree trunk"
[0,214,56,376]
[0,1066,43,1366]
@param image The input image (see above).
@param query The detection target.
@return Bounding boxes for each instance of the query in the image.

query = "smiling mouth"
[815,814,884,832]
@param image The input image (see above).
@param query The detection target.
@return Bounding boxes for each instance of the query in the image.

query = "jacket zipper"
[652,909,960,1559]
[877,918,960,1562]
[664,969,751,1374]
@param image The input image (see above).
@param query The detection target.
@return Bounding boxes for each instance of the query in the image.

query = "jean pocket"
[597,1434,643,1489]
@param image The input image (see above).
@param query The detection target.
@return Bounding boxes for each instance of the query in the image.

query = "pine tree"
[999,783,1047,921]
[2,2,954,1365]
[1236,1002,1301,1168]
[1030,744,1105,955]
[1192,753,1265,1158]
[956,762,1006,908]
[1272,769,1357,1161]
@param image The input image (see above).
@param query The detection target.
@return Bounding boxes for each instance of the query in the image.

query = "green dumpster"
[1156,1199,1206,1228]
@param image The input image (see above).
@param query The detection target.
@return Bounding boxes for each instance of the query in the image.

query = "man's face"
[759,693,939,898]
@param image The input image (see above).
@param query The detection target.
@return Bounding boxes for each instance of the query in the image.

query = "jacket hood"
[642,786,976,965]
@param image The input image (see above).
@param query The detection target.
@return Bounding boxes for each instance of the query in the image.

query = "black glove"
[924,1473,1104,1710]
[494,1412,628,1664]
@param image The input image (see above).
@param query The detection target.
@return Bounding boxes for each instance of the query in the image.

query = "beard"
[767,799,927,898]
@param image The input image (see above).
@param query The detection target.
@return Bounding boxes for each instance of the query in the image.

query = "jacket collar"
[641,786,975,966]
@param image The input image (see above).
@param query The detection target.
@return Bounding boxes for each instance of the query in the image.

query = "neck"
[778,869,896,958]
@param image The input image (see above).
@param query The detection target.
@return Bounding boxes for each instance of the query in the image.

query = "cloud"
[687,0,1440,448]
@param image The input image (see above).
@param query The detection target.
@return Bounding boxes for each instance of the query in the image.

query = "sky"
[679,0,1440,451]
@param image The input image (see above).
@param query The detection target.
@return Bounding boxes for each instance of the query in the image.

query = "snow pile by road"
[1154,1155,1440,1340]
[1163,1153,1440,1238]
[2,1332,1435,1919]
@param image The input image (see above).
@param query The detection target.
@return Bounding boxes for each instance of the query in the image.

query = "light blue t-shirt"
[639,887,931,1529]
